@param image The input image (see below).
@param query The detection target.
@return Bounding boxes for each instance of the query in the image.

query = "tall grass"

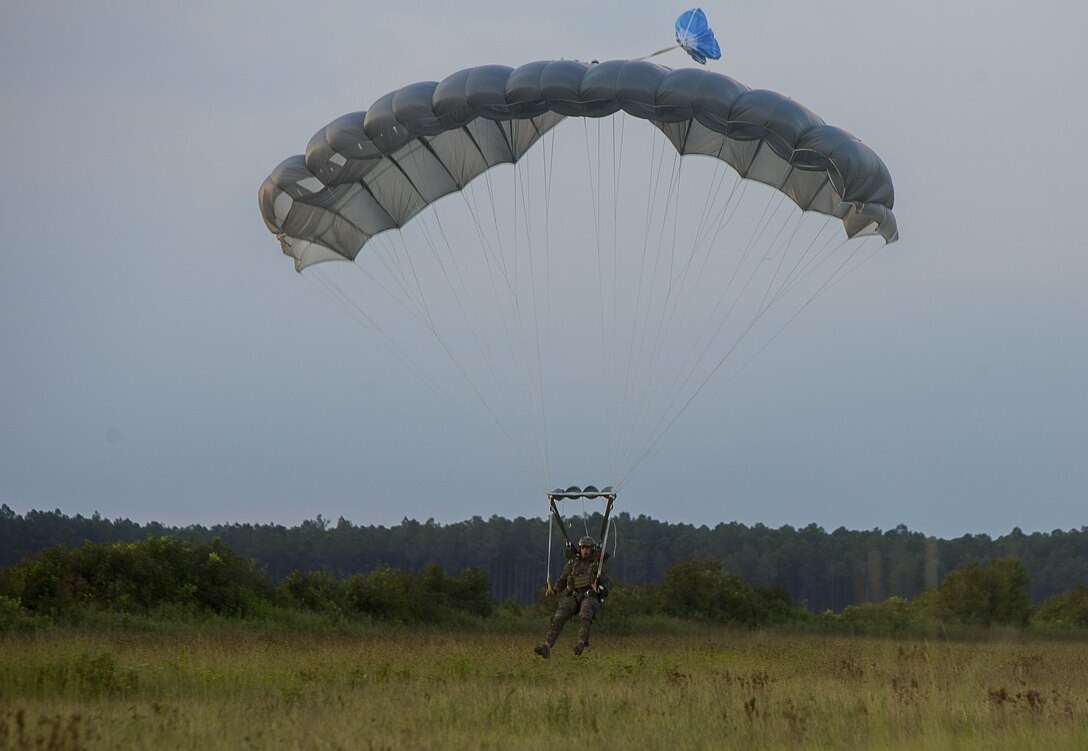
[2,625,1087,750]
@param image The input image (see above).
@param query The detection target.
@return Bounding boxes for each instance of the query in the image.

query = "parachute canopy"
[258,58,898,495]
[675,8,721,65]
[260,59,896,273]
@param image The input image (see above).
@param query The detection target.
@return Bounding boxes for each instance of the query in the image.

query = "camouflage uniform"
[542,554,611,650]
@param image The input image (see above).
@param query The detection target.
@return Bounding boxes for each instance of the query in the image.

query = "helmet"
[577,536,596,548]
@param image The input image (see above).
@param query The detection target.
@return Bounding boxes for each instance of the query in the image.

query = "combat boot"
[574,641,585,656]
[534,643,551,659]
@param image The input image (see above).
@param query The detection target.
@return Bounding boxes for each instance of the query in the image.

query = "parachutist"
[535,535,611,658]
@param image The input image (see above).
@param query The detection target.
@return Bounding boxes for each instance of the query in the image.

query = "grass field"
[2,622,1087,750]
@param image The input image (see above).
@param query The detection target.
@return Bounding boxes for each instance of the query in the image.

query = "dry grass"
[2,625,1087,750]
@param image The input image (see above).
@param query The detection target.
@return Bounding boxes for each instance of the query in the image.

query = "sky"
[2,1,1086,539]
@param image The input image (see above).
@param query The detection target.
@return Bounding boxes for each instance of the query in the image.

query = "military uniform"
[542,553,611,652]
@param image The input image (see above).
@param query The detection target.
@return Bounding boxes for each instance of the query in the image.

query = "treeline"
[3,537,1088,636]
[3,504,1087,611]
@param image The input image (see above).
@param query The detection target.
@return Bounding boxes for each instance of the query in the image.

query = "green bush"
[1033,585,1088,629]
[0,595,49,633]
[0,536,272,618]
[831,596,914,636]
[277,569,347,615]
[343,564,493,622]
[655,558,804,627]
[345,566,420,621]
[936,557,1031,627]
[446,567,493,618]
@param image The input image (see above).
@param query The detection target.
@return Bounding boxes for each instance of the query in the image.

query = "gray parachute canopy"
[258,59,897,270]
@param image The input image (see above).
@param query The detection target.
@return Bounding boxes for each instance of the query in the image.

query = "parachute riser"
[548,496,574,552]
[595,495,615,588]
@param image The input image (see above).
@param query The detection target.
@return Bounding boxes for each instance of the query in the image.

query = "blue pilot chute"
[674,8,721,64]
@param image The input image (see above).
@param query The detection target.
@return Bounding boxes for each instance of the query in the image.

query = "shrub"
[0,536,273,618]
[936,557,1031,627]
[277,569,347,614]
[345,566,420,622]
[0,595,49,633]
[344,564,493,622]
[1033,585,1088,629]
[656,558,803,627]
[833,596,913,636]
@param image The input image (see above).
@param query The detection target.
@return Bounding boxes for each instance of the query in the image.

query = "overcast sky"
[2,1,1086,538]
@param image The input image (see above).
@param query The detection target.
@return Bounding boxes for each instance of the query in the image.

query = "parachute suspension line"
[538,126,558,488]
[481,165,512,284]
[616,141,679,470]
[503,138,549,489]
[511,125,553,487]
[629,146,729,462]
[615,127,659,479]
[581,117,616,485]
[617,131,683,476]
[692,168,743,254]
[343,236,430,329]
[608,115,627,482]
[461,178,553,489]
[411,198,552,491]
[501,123,543,484]
[649,172,747,385]
[635,150,694,404]
[456,167,559,491]
[701,232,874,411]
[421,206,546,477]
[622,248,791,483]
[303,265,543,485]
[777,219,879,303]
[596,118,615,484]
[647,164,744,412]
[820,233,883,294]
[304,265,383,335]
[379,232,440,329]
[738,187,789,273]
[667,156,687,287]
[407,207,543,481]
[778,217,843,299]
[755,209,810,316]
[760,214,833,313]
[689,152,730,258]
[457,183,538,411]
[616,149,678,470]
[618,147,694,475]
[618,231,884,489]
[460,178,522,333]
[617,177,802,486]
